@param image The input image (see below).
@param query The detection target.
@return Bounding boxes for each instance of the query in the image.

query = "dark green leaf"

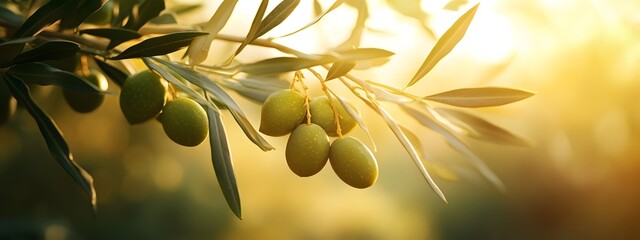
[129,0,165,30]
[241,56,334,75]
[111,31,208,60]
[94,57,128,87]
[3,74,96,211]
[59,0,104,29]
[254,0,300,40]
[0,37,34,67]
[152,57,274,151]
[185,0,238,65]
[149,12,178,24]
[406,3,479,87]
[115,0,135,27]
[276,0,345,38]
[326,61,355,80]
[141,58,212,109]
[424,87,534,108]
[206,105,242,219]
[435,108,532,147]
[333,48,394,61]
[12,0,80,38]
[13,40,79,64]
[9,62,103,93]
[0,5,25,25]
[231,0,269,58]
[80,28,142,50]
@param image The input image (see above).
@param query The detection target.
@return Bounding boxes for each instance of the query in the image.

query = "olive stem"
[306,67,343,138]
[294,71,312,126]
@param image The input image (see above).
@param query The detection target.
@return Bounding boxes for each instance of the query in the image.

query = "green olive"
[119,70,166,124]
[329,136,378,188]
[160,97,209,147]
[0,79,12,125]
[285,124,330,177]
[84,0,113,25]
[309,96,357,137]
[259,90,306,136]
[63,71,108,113]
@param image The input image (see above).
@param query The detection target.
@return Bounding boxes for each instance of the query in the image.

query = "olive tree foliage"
[0,0,533,219]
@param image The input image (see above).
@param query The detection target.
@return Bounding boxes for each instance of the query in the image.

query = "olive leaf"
[80,28,142,50]
[334,94,377,151]
[152,57,274,151]
[424,87,534,108]
[3,74,97,211]
[0,5,25,25]
[114,0,135,27]
[229,0,269,60]
[334,0,367,51]
[128,0,165,30]
[313,0,323,16]
[149,12,178,25]
[9,62,103,93]
[241,56,334,75]
[372,102,447,202]
[333,48,394,62]
[0,37,34,67]
[275,0,346,38]
[13,40,79,64]
[94,57,128,87]
[59,0,104,29]
[186,0,238,65]
[385,0,436,39]
[326,61,355,80]
[206,104,242,219]
[401,104,505,192]
[406,3,479,87]
[141,58,213,109]
[435,108,532,147]
[111,31,208,60]
[216,76,288,103]
[254,0,301,39]
[12,0,79,38]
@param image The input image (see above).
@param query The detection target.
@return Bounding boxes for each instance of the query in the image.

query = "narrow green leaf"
[149,12,178,25]
[435,108,532,147]
[406,3,479,87]
[333,48,394,62]
[186,0,238,65]
[152,57,274,151]
[4,74,97,211]
[253,0,301,40]
[111,31,208,60]
[326,61,355,80]
[373,102,447,202]
[9,62,103,93]
[13,41,79,64]
[313,0,323,16]
[275,0,345,38]
[93,57,128,87]
[206,105,242,219]
[0,5,25,25]
[59,0,104,29]
[241,56,334,75]
[334,94,376,151]
[141,58,213,109]
[0,37,34,67]
[230,0,269,58]
[12,0,80,38]
[425,87,534,108]
[80,28,142,50]
[401,105,505,192]
[129,0,165,30]
[216,76,288,103]
[333,0,367,50]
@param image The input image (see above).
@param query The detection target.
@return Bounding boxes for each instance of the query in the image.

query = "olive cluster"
[260,90,378,189]
[118,70,209,147]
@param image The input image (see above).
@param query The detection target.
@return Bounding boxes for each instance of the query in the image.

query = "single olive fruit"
[84,0,113,25]
[119,70,166,124]
[0,79,12,125]
[160,97,209,147]
[286,124,330,177]
[309,96,357,137]
[259,90,306,136]
[329,137,378,189]
[63,71,109,113]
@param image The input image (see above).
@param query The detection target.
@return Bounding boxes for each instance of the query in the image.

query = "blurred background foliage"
[3,0,640,239]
